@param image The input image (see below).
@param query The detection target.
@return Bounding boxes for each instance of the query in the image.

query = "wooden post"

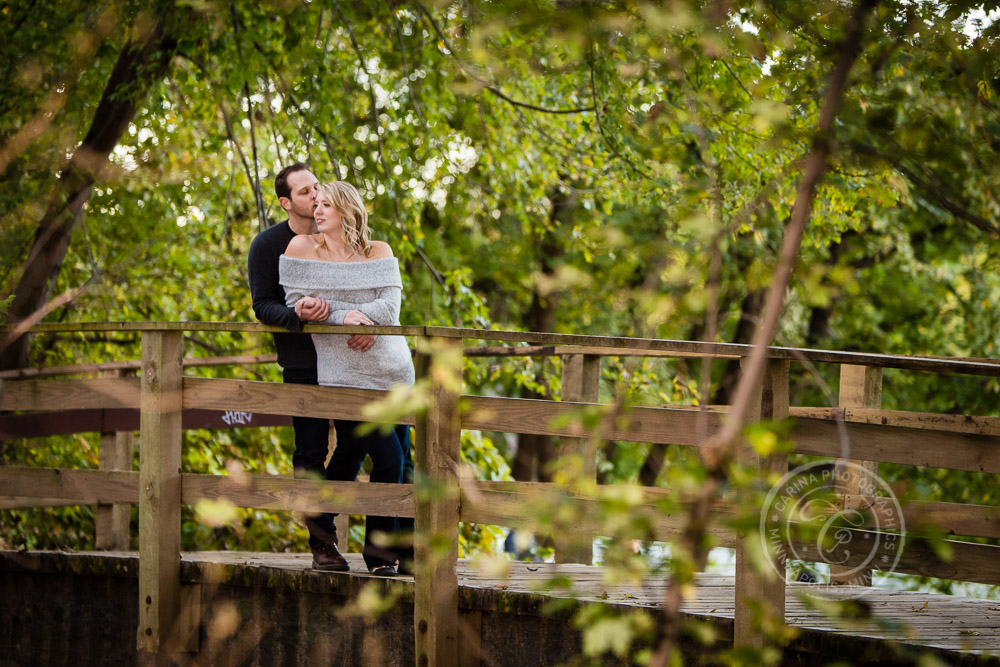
[734,358,789,650]
[830,364,882,586]
[414,337,462,667]
[556,353,600,564]
[96,428,134,549]
[97,370,135,551]
[328,423,352,551]
[136,331,188,654]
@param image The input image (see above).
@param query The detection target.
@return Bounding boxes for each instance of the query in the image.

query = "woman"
[279,181,415,576]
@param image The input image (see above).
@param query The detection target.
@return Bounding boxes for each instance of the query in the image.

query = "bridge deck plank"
[173,551,1000,656]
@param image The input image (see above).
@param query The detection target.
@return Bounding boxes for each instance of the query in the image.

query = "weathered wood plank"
[6,467,994,588]
[183,378,730,446]
[0,409,105,438]
[461,345,556,358]
[0,408,291,439]
[414,338,462,667]
[181,377,415,424]
[895,536,1000,587]
[0,378,140,411]
[463,395,724,445]
[96,423,133,550]
[0,497,79,509]
[831,364,882,586]
[422,326,1000,377]
[458,484,738,548]
[790,528,1000,587]
[0,354,277,380]
[845,495,1000,540]
[180,474,415,516]
[7,321,1000,376]
[553,345,742,360]
[0,321,425,336]
[150,379,996,477]
[559,354,602,478]
[790,419,1000,474]
[137,331,184,654]
[556,353,602,564]
[0,467,139,503]
[792,406,1000,437]
[32,402,975,466]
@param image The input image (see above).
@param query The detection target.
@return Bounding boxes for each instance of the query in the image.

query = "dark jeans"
[282,367,414,569]
[283,367,347,551]
[329,420,414,570]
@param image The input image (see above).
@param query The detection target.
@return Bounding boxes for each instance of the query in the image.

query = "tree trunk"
[512,184,573,482]
[0,19,179,370]
[515,286,559,482]
[512,248,561,482]
[711,287,765,405]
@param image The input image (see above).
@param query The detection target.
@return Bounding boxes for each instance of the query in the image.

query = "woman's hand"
[343,310,376,352]
[342,309,373,326]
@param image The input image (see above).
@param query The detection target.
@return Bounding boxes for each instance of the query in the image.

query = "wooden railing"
[3,322,1000,664]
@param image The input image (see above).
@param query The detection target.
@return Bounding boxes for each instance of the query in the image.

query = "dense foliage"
[1,0,999,662]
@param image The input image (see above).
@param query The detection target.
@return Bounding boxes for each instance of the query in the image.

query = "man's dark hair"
[275,162,310,200]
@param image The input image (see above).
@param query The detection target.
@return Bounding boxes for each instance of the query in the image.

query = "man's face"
[281,170,319,219]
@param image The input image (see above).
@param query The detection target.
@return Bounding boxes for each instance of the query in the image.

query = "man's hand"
[295,296,330,323]
[347,334,375,351]
[343,309,376,352]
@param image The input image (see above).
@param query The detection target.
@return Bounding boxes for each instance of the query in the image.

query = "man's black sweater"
[247,220,317,369]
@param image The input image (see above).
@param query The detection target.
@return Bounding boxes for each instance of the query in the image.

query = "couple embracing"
[248,163,414,577]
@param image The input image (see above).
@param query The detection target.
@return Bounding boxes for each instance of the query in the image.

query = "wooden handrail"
[4,321,1000,376]
[0,354,278,380]
[7,379,1000,474]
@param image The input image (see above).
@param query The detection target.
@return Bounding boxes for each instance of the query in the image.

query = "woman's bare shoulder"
[368,240,394,259]
[284,234,320,258]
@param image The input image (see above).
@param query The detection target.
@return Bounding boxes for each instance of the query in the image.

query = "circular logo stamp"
[759,460,904,593]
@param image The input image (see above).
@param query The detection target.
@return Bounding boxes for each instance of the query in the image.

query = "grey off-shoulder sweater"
[279,255,415,390]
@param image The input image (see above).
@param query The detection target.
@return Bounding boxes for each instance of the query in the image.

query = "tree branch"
[587,39,651,179]
[651,0,877,662]
[414,1,594,115]
[221,161,249,285]
[331,0,447,288]
[1,15,179,370]
[229,3,268,232]
[850,142,1000,236]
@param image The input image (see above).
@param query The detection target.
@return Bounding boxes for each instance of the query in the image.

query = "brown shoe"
[312,543,349,571]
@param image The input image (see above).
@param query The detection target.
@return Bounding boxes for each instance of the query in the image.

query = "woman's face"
[314,198,343,233]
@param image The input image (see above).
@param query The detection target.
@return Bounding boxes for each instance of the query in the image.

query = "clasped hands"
[295,297,376,352]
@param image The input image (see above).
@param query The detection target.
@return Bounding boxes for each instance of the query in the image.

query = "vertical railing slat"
[97,370,134,551]
[830,363,882,586]
[556,353,600,564]
[96,427,133,549]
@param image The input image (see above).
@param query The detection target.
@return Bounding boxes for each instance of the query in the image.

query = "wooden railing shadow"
[2,322,1000,665]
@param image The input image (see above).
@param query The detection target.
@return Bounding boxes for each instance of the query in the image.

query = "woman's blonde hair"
[315,181,372,257]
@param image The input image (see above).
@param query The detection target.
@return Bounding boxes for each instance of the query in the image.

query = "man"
[247,162,370,571]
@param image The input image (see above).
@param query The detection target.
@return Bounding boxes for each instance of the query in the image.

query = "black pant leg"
[283,367,337,550]
[396,425,415,566]
[334,420,406,570]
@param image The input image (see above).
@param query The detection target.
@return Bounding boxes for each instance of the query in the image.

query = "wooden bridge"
[2,322,1000,665]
